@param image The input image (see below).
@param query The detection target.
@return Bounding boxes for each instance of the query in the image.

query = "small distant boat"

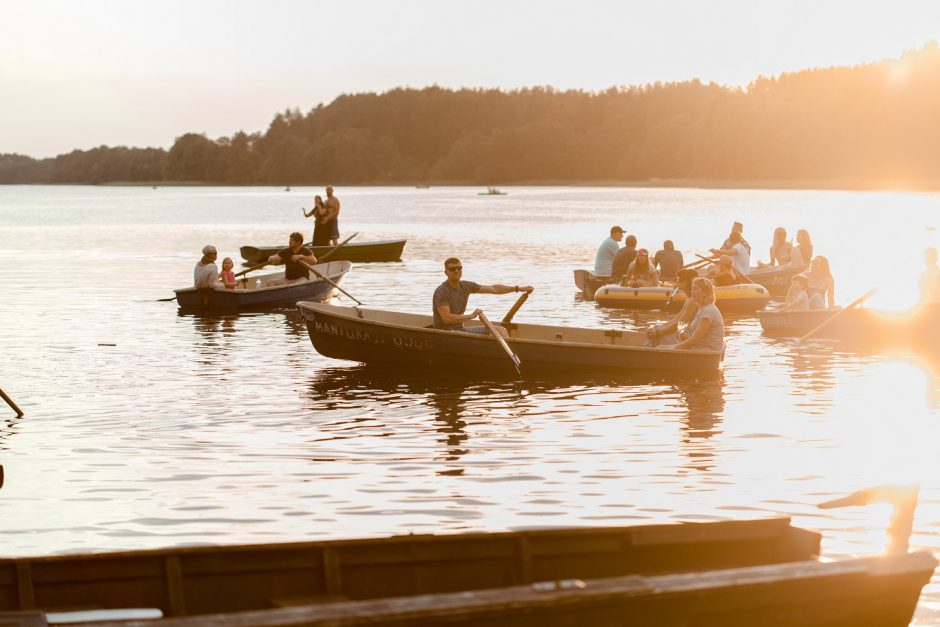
[595,283,771,313]
[478,186,507,195]
[174,261,351,311]
[297,301,722,375]
[240,239,406,264]
[572,269,613,300]
[415,184,431,189]
[285,186,291,192]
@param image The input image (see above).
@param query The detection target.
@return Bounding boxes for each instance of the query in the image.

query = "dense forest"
[4,44,940,187]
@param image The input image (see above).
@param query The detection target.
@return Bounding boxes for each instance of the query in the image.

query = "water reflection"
[675,376,725,472]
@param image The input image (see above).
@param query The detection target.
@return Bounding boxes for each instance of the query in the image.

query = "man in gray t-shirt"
[433,257,534,333]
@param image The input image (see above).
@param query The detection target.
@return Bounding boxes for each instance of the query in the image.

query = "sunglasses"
[446,266,463,271]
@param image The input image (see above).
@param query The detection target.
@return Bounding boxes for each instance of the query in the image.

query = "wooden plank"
[163,557,185,617]
[14,564,33,610]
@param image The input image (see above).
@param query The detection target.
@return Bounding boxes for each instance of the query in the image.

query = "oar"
[501,291,530,325]
[234,261,269,279]
[683,256,712,270]
[695,253,718,265]
[662,285,681,311]
[299,260,362,305]
[478,311,521,374]
[798,288,878,343]
[316,232,358,263]
[0,386,23,417]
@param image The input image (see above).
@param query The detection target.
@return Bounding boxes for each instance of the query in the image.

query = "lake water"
[2,185,940,623]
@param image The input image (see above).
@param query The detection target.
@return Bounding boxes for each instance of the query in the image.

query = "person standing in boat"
[610,234,638,282]
[622,249,660,287]
[323,185,341,246]
[265,232,318,287]
[805,256,835,309]
[303,195,331,246]
[722,222,751,255]
[653,240,684,281]
[433,257,533,335]
[709,230,750,276]
[594,226,623,276]
[194,245,220,288]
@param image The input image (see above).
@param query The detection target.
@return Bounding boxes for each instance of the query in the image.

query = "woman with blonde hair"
[806,256,835,309]
[758,226,792,267]
[661,277,725,351]
[790,229,814,267]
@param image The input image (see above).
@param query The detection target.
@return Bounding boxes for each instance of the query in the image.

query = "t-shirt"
[594,237,620,275]
[276,246,314,280]
[653,249,684,280]
[723,236,751,254]
[433,280,481,330]
[610,246,637,281]
[729,242,750,276]
[625,260,657,282]
[686,303,725,351]
[786,290,809,310]
[194,261,219,288]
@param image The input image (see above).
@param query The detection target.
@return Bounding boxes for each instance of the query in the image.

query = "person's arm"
[647,300,695,340]
[436,305,482,326]
[648,268,659,284]
[477,284,534,295]
[303,207,315,217]
[292,249,318,265]
[709,246,733,257]
[267,254,284,265]
[674,317,712,350]
[827,277,835,308]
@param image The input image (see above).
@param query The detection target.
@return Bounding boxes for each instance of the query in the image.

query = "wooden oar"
[234,261,269,279]
[316,232,358,263]
[683,256,713,270]
[0,386,23,417]
[478,312,521,374]
[662,285,681,311]
[798,288,878,343]
[299,260,362,305]
[501,291,530,325]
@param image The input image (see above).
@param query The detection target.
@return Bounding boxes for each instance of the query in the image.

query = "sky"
[2,0,940,158]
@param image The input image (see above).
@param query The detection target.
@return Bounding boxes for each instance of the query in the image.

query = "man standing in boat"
[265,232,318,287]
[194,244,220,288]
[433,257,533,335]
[323,185,341,246]
[594,226,623,276]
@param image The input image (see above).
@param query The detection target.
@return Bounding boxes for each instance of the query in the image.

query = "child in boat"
[219,257,236,289]
[782,274,810,310]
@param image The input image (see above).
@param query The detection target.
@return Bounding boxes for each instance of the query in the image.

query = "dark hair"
[444,257,461,268]
[728,230,742,244]
[610,225,623,236]
[625,235,637,247]
[664,240,674,250]
[290,232,304,244]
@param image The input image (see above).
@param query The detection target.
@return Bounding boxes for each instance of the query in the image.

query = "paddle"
[316,232,358,263]
[501,291,530,325]
[0,386,23,417]
[662,285,682,311]
[478,311,521,374]
[234,261,269,279]
[299,260,362,305]
[798,288,878,343]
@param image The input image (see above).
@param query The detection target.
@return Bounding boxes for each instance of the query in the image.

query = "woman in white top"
[789,229,814,267]
[806,256,835,309]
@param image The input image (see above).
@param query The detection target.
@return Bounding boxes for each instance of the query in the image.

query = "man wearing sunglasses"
[433,257,534,333]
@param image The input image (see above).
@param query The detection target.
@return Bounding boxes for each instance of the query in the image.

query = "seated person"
[660,278,725,351]
[758,226,792,268]
[646,268,698,346]
[710,255,747,287]
[782,274,810,310]
[710,230,750,276]
[594,225,623,276]
[433,257,534,336]
[806,255,835,309]
[622,248,659,287]
[265,232,318,287]
[653,240,684,281]
[610,234,638,282]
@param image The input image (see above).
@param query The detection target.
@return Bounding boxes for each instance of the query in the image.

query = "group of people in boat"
[595,226,686,285]
[191,185,342,290]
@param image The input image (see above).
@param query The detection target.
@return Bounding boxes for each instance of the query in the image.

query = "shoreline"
[4,178,940,192]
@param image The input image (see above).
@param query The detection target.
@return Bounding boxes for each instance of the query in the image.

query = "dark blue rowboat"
[297,301,722,375]
[240,240,406,264]
[175,261,352,311]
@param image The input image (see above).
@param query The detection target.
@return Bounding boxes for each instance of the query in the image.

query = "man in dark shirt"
[610,234,638,282]
[654,240,684,281]
[433,257,533,334]
[265,232,318,286]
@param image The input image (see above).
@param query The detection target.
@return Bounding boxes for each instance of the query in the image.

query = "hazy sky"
[3,0,939,158]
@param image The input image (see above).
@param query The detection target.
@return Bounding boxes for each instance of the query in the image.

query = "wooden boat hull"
[595,283,771,313]
[239,240,406,264]
[572,269,611,300]
[174,261,351,311]
[746,263,810,297]
[11,520,933,627]
[759,305,940,348]
[298,302,722,375]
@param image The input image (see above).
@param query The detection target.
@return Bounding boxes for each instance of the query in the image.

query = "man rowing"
[265,232,318,287]
[433,257,534,336]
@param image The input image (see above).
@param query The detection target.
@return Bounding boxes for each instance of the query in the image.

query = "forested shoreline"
[4,44,940,188]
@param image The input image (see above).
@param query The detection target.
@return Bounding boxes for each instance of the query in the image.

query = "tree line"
[4,43,940,187]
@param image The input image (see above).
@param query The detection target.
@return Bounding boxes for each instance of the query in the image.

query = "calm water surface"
[3,185,940,622]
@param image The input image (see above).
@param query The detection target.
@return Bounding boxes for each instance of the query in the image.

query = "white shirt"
[194,261,219,288]
[594,237,621,276]
[730,242,750,276]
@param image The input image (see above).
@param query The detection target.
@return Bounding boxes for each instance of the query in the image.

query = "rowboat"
[2,518,933,626]
[174,261,351,311]
[478,186,506,195]
[239,239,406,264]
[595,283,771,313]
[759,304,940,347]
[746,262,810,297]
[297,301,722,375]
[572,269,612,300]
